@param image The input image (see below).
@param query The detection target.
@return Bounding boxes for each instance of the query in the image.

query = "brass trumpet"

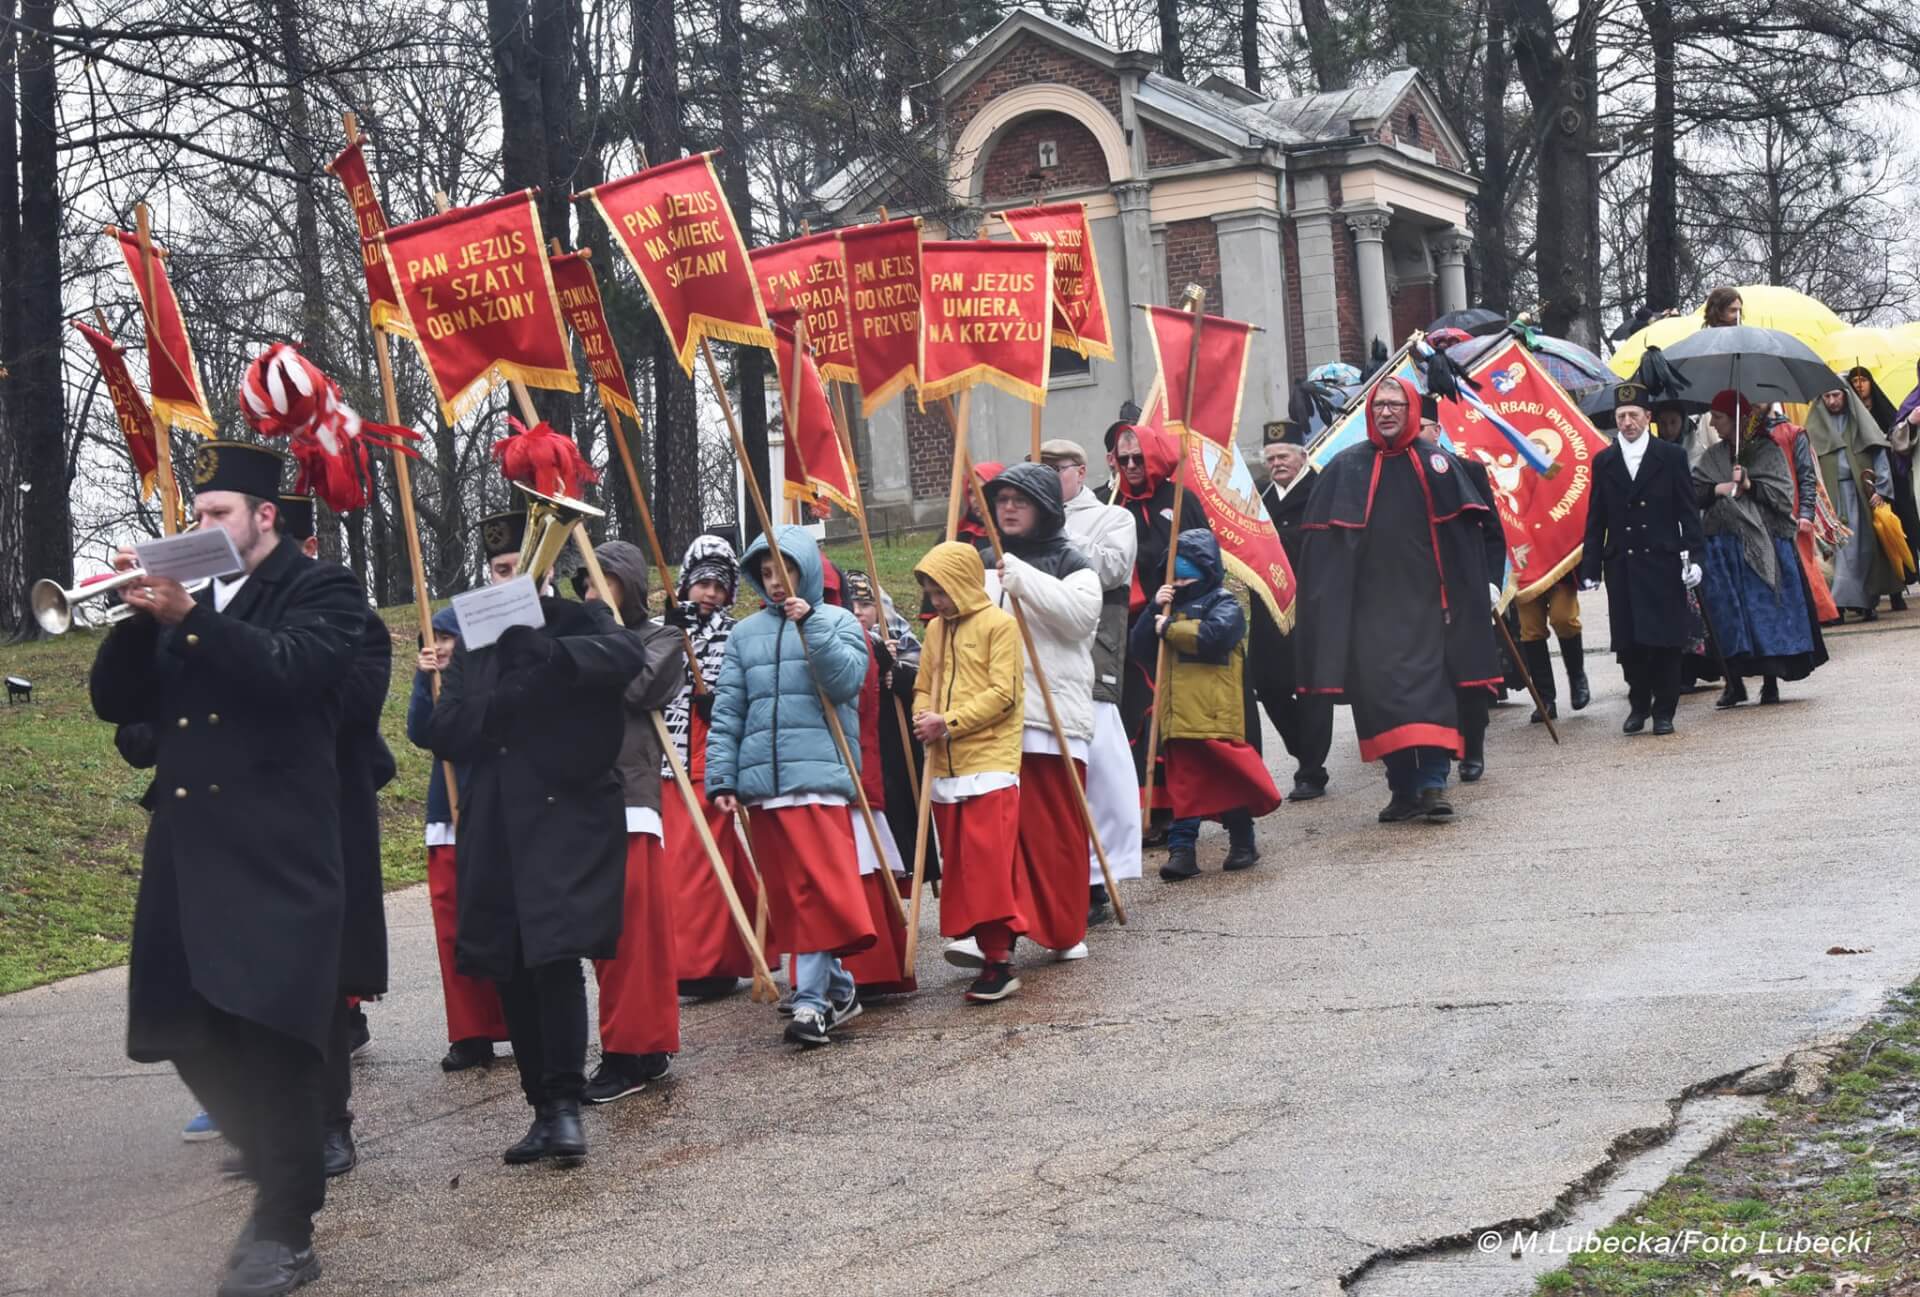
[514,482,604,587]
[31,570,214,634]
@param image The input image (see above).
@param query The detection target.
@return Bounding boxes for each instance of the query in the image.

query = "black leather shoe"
[1378,795,1423,823]
[1159,848,1200,881]
[441,1038,495,1072]
[544,1099,587,1167]
[1623,709,1649,734]
[1715,680,1748,709]
[1418,787,1455,822]
[322,1124,356,1178]
[1652,716,1675,735]
[1087,884,1111,927]
[1458,758,1485,783]
[1288,780,1327,801]
[1530,699,1558,723]
[502,1107,552,1165]
[1759,677,1780,705]
[218,1239,319,1297]
[1222,842,1260,872]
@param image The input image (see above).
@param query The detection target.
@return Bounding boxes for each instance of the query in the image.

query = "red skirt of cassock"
[840,869,917,996]
[1163,739,1283,821]
[747,803,876,959]
[1012,755,1090,953]
[425,844,508,1044]
[662,778,779,982]
[593,834,680,1056]
[932,784,1024,940]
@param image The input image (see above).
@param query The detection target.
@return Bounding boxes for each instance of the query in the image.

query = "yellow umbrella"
[1817,325,1920,406]
[1610,285,1849,377]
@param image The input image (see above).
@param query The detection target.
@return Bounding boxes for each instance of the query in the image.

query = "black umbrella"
[1661,325,1839,406]
[1427,307,1507,337]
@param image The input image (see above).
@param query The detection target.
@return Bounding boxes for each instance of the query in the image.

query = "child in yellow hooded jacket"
[911,542,1028,1002]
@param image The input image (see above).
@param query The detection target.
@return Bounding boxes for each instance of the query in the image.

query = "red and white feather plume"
[238,343,420,512]
[491,415,597,499]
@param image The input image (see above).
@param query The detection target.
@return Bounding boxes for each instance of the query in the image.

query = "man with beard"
[1252,423,1333,800]
[1296,380,1505,824]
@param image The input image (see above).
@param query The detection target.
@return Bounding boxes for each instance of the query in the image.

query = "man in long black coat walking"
[1249,424,1334,800]
[1579,382,1706,735]
[91,442,366,1297]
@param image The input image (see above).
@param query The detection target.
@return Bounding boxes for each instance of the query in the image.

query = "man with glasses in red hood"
[1296,378,1506,824]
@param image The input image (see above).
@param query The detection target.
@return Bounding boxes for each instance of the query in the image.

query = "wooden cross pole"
[699,337,910,936]
[569,523,780,1002]
[945,404,1128,926]
[130,204,180,534]
[1139,283,1207,817]
[1030,403,1044,464]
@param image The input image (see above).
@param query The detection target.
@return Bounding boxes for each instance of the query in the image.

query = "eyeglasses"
[1372,399,1409,411]
[1116,453,1145,466]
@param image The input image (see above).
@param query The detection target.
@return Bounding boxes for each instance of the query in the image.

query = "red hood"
[1367,376,1421,452]
[1114,426,1183,502]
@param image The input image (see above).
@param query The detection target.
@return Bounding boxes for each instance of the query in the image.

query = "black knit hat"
[190,440,285,500]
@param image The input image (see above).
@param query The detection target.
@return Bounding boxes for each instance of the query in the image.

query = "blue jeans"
[1382,746,1451,796]
[1167,811,1256,851]
[791,952,854,1016]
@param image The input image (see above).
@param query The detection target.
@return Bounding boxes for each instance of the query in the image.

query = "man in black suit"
[1250,420,1334,799]
[91,442,366,1296]
[1579,382,1707,736]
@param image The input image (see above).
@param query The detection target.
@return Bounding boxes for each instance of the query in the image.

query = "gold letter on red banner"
[772,323,860,515]
[997,200,1114,362]
[327,139,413,338]
[73,320,160,498]
[379,191,577,424]
[582,153,771,373]
[549,251,639,422]
[917,240,1054,406]
[839,218,923,415]
[752,231,855,383]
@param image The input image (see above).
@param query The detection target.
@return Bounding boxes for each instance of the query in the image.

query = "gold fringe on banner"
[432,360,581,427]
[152,398,217,439]
[916,364,1049,409]
[598,383,640,424]
[676,314,776,373]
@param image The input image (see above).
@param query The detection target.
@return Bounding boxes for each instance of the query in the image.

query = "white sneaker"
[943,937,985,970]
[1053,942,1089,962]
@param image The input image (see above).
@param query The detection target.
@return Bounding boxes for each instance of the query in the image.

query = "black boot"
[1559,635,1590,710]
[502,1105,553,1165]
[1459,719,1485,782]
[544,1098,587,1167]
[1159,847,1200,881]
[1716,677,1749,709]
[1892,591,1908,612]
[322,1122,356,1178]
[1522,640,1557,722]
[1759,676,1780,705]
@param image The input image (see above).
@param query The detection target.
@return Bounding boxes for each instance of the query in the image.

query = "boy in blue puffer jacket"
[707,526,877,1048]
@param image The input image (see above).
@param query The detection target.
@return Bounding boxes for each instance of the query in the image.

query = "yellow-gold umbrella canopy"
[1611,285,1848,377]
[1817,325,1920,405]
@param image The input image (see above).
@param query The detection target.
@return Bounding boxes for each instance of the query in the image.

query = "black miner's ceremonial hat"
[279,494,316,541]
[1612,381,1652,412]
[480,510,528,559]
[192,440,286,500]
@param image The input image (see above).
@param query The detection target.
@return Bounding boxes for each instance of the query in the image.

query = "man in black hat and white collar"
[479,510,529,586]
[1251,417,1335,799]
[90,440,368,1295]
[1579,382,1706,735]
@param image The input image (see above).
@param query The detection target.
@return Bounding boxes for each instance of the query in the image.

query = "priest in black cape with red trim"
[1296,376,1506,825]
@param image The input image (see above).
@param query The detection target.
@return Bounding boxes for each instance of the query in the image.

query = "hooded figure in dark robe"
[1296,375,1505,824]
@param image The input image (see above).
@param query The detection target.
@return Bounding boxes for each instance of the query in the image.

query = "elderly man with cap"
[90,440,367,1295]
[1252,419,1334,799]
[1040,437,1141,922]
[1579,382,1705,735]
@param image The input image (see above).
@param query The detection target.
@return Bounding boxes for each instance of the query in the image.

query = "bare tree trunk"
[1510,0,1599,346]
[1474,0,1512,313]
[718,0,768,514]
[0,0,22,631]
[10,0,68,632]
[1157,0,1184,81]
[1241,0,1261,92]
[1296,0,1348,91]
[1640,0,1678,312]
[639,0,700,550]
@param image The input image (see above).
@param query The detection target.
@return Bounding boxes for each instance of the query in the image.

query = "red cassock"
[747,803,876,958]
[593,833,680,1056]
[841,867,917,996]
[425,844,508,1044]
[1012,755,1090,952]
[931,784,1023,940]
[661,776,779,981]
[1163,738,1282,821]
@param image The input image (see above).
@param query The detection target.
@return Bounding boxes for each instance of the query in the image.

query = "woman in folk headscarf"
[1693,392,1828,707]
[1806,380,1901,620]
[1876,362,1920,604]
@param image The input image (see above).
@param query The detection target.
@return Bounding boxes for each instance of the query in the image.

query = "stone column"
[1292,173,1342,367]
[1433,228,1473,316]
[1347,207,1394,360]
[1213,209,1289,437]
[1114,180,1160,403]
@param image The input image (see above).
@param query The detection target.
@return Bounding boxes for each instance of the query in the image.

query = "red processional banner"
[1436,337,1607,599]
[916,240,1054,406]
[548,251,639,422]
[773,323,860,515]
[581,152,771,373]
[751,232,856,383]
[378,191,577,424]
[996,200,1114,362]
[1138,379,1296,630]
[73,320,160,499]
[325,139,413,337]
[838,217,923,415]
[1143,305,1254,449]
[109,228,215,436]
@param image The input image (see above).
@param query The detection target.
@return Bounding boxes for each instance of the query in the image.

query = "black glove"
[664,600,692,629]
[496,624,556,671]
[871,634,895,674]
[693,691,715,721]
[114,722,159,770]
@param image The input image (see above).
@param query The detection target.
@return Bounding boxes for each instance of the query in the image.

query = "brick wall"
[1163,218,1221,308]
[1328,176,1364,365]
[906,402,954,500]
[981,112,1111,202]
[1282,213,1306,380]
[1384,95,1463,171]
[1145,124,1208,170]
[1391,278,1436,345]
[948,33,1123,148]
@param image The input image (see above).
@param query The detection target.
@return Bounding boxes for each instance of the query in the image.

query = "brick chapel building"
[812,8,1480,526]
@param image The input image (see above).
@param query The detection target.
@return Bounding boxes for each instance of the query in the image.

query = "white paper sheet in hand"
[451,576,546,649]
[134,529,246,584]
